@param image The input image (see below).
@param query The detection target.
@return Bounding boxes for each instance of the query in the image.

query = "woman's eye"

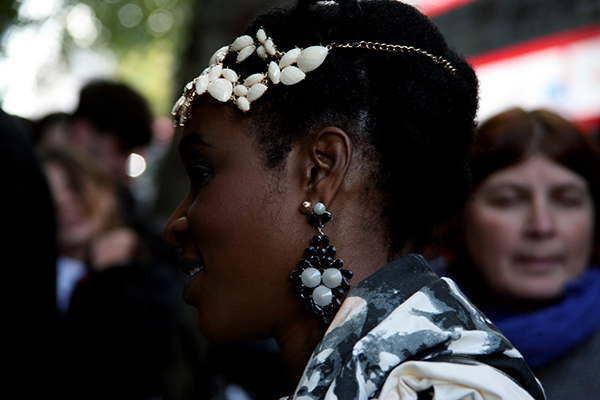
[553,194,584,207]
[488,194,523,207]
[550,186,589,208]
[187,163,213,188]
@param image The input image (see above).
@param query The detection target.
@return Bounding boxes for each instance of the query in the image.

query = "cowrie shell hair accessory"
[171,28,458,127]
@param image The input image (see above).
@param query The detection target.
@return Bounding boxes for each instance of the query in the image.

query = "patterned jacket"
[292,254,546,400]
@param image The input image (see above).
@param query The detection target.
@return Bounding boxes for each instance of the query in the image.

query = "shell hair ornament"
[290,202,353,329]
[171,28,458,127]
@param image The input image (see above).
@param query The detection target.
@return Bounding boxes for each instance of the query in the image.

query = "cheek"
[462,207,520,280]
[188,189,260,262]
[184,182,301,342]
[563,214,594,246]
[560,209,596,277]
[186,176,294,289]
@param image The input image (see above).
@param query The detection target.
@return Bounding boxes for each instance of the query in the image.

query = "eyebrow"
[178,133,213,156]
[484,181,588,194]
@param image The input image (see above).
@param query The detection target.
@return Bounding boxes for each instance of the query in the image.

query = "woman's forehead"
[481,156,589,189]
[181,102,245,146]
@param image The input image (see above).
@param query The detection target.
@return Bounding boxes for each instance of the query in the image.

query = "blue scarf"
[480,266,600,369]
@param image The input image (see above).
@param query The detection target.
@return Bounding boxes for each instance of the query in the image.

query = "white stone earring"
[291,202,353,329]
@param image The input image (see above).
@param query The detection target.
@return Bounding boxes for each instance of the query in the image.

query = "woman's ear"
[300,126,353,206]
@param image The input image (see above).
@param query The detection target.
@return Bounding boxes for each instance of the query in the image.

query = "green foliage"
[116,39,177,117]
[0,0,196,117]
[1,0,192,53]
[77,0,190,52]
[0,1,18,37]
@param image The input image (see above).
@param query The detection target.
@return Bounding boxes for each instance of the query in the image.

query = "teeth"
[178,259,204,275]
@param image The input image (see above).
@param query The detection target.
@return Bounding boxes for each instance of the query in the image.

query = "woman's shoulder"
[377,358,539,400]
[533,324,600,399]
[300,256,544,399]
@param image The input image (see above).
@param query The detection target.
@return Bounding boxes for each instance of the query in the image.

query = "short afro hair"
[195,0,479,254]
[74,80,153,152]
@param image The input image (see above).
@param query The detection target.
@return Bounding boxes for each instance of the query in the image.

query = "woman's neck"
[274,314,325,386]
[60,245,86,261]
[479,290,561,314]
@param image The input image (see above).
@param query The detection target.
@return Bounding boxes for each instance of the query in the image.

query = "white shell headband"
[171,28,457,127]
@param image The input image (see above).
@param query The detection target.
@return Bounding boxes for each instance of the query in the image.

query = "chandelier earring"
[290,202,353,329]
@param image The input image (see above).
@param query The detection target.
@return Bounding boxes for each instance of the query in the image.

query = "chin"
[197,314,233,344]
[506,280,565,302]
[197,311,268,344]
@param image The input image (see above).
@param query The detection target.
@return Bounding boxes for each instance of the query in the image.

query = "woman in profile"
[435,108,600,399]
[164,1,545,398]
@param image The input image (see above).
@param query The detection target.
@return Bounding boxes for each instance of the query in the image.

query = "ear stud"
[300,201,312,214]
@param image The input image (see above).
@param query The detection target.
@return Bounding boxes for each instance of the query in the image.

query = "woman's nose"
[524,201,556,239]
[164,213,190,248]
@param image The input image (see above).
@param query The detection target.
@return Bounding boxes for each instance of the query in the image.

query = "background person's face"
[462,155,595,302]
[45,161,115,257]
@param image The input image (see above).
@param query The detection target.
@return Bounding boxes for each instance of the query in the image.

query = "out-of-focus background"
[1,1,599,400]
[1,0,599,221]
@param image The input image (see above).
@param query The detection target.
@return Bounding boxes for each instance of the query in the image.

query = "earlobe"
[302,126,353,206]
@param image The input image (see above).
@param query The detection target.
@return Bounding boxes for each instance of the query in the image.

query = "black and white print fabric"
[291,254,546,400]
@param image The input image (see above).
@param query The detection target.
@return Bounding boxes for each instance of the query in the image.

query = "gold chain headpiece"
[171,28,457,127]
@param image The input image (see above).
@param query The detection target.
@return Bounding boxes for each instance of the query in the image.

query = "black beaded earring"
[290,201,353,329]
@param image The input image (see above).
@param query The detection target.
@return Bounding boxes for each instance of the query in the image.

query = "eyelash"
[187,163,213,188]
[553,194,585,207]
[489,196,520,207]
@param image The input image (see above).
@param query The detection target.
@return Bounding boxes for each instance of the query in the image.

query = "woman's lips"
[178,258,204,300]
[513,255,563,272]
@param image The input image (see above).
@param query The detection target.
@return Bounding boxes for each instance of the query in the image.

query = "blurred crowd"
[2,79,290,400]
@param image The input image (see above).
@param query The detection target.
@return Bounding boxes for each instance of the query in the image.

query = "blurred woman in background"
[436,107,600,399]
[43,147,178,400]
[43,147,131,316]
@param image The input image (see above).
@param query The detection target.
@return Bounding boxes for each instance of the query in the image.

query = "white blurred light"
[67,4,99,47]
[147,9,173,34]
[154,0,172,8]
[475,35,600,124]
[119,4,144,28]
[126,153,147,177]
[17,0,64,21]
